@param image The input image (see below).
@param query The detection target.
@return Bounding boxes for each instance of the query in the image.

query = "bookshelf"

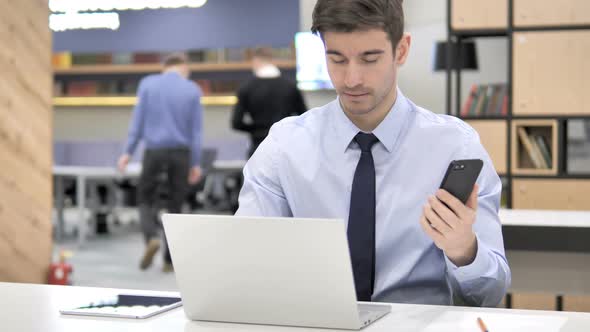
[447,0,590,211]
[52,48,296,107]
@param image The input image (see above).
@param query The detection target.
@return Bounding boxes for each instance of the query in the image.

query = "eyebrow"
[325,49,385,56]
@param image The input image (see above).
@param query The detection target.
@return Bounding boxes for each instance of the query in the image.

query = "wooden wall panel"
[513,31,590,116]
[563,295,590,313]
[0,0,52,283]
[512,179,590,210]
[511,293,556,311]
[467,120,507,174]
[451,0,507,30]
[515,0,590,27]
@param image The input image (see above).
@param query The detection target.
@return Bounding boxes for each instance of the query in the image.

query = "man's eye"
[329,58,346,64]
[362,57,379,63]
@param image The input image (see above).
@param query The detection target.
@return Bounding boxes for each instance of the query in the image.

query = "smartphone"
[439,159,483,204]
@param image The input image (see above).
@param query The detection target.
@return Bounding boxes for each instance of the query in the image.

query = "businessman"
[235,0,510,306]
[118,53,202,273]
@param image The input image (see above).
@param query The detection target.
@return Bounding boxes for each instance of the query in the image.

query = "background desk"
[53,160,246,246]
[499,209,590,228]
[2,283,589,332]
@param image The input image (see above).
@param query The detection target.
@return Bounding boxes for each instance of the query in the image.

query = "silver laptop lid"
[163,214,364,329]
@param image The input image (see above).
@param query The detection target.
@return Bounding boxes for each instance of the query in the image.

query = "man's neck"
[163,66,186,78]
[344,86,398,132]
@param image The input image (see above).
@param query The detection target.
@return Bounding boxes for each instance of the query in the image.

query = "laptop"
[162,214,391,330]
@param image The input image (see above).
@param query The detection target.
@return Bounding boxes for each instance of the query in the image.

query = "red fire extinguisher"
[48,250,73,285]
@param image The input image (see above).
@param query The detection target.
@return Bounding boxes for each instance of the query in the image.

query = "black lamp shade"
[433,40,478,71]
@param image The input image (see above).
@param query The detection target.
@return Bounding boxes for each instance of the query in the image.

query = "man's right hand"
[117,154,130,172]
[189,166,202,185]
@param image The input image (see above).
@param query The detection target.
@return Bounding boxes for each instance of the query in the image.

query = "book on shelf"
[460,83,507,117]
[225,48,249,62]
[188,50,206,63]
[460,84,478,117]
[67,81,99,96]
[113,53,133,65]
[534,134,552,168]
[194,80,212,95]
[52,52,72,69]
[132,52,161,64]
[53,81,64,97]
[71,53,112,65]
[516,127,550,169]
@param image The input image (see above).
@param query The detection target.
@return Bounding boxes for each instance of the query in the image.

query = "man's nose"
[343,63,363,88]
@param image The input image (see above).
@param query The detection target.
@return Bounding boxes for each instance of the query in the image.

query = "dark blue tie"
[348,132,379,302]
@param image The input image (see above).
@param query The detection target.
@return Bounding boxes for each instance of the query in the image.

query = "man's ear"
[395,33,411,66]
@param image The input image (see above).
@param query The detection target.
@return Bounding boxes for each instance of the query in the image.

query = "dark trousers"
[137,147,190,263]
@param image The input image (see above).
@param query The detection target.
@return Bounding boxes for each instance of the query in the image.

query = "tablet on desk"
[59,294,182,319]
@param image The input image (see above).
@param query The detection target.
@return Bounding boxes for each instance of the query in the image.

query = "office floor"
[53,208,231,291]
[54,220,178,291]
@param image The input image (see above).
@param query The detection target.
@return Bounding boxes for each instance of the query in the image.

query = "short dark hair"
[311,0,404,50]
[162,52,188,67]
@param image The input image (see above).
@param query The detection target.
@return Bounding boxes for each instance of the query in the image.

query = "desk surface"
[2,283,589,332]
[53,160,246,178]
[499,208,590,228]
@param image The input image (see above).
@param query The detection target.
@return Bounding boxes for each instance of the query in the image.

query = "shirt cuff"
[445,235,490,282]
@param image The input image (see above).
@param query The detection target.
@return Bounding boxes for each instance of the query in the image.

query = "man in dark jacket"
[231,47,307,157]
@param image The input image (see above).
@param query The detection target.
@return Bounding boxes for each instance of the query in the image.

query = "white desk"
[1,283,589,332]
[53,165,141,246]
[53,160,246,246]
[499,208,590,228]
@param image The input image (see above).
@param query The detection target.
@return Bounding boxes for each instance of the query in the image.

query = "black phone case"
[439,159,483,204]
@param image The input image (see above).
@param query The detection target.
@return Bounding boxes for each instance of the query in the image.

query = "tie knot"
[354,132,379,152]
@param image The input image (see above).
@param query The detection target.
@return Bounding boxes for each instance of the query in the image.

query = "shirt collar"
[254,64,281,78]
[331,88,411,153]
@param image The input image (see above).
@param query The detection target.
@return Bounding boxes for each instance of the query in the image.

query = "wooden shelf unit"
[448,0,590,212]
[512,178,590,210]
[512,30,590,116]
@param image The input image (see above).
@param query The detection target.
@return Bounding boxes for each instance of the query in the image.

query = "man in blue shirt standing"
[118,53,203,272]
[236,0,510,306]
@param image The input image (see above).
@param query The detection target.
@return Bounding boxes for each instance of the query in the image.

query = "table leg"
[55,176,65,242]
[77,175,86,246]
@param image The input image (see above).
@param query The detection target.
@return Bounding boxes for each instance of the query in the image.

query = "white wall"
[53,106,246,142]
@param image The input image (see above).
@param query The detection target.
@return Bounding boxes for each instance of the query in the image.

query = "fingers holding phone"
[420,159,483,267]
